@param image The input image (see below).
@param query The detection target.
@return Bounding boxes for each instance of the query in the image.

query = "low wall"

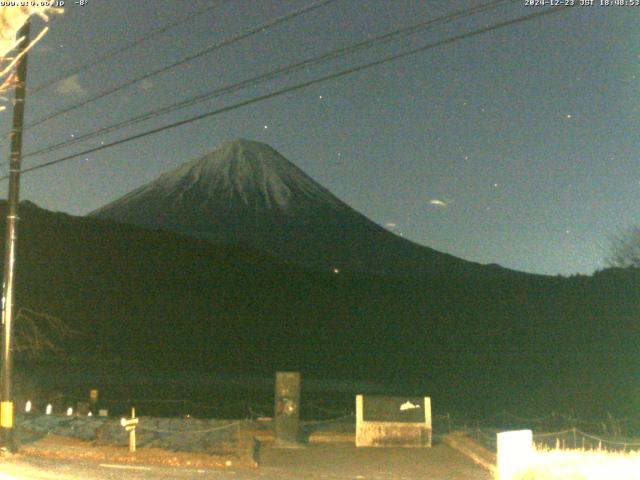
[442,432,497,475]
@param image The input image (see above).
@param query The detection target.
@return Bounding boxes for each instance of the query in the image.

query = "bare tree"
[13,307,75,359]
[0,6,60,108]
[606,226,640,268]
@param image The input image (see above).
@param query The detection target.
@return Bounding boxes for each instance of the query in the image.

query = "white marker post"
[120,407,139,452]
[497,430,533,480]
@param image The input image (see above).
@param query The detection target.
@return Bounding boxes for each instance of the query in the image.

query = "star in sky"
[6,0,637,276]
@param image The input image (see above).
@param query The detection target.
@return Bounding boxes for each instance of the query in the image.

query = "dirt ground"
[12,434,493,479]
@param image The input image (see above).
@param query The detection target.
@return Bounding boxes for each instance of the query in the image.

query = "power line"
[22,0,514,160]
[15,0,338,134]
[29,1,230,95]
[0,6,572,182]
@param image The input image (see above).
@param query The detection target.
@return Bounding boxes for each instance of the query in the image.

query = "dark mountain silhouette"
[5,200,639,418]
[90,139,504,277]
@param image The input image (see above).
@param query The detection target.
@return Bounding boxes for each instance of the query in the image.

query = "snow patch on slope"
[95,139,345,216]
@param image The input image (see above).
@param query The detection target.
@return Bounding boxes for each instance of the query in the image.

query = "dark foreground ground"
[0,440,491,479]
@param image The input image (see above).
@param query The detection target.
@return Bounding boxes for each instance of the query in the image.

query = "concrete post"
[497,429,533,480]
[274,371,300,447]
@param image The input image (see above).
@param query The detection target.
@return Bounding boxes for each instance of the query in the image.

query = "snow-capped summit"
[92,139,344,219]
[90,139,489,277]
[147,139,343,213]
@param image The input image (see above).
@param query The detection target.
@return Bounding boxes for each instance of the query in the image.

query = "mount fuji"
[90,139,498,277]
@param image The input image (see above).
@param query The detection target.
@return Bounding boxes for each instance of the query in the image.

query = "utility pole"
[1,20,30,452]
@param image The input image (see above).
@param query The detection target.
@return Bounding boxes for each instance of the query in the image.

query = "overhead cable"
[16,0,338,132]
[23,0,514,160]
[29,1,230,95]
[1,6,571,181]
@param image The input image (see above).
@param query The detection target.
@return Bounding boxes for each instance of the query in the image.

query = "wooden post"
[129,407,136,452]
[121,407,138,452]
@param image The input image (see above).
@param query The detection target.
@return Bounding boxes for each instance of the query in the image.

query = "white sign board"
[355,395,432,447]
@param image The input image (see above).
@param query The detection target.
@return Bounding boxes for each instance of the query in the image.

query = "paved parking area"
[1,437,492,479]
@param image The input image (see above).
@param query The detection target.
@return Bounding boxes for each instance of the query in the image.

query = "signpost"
[120,407,139,452]
[89,388,98,415]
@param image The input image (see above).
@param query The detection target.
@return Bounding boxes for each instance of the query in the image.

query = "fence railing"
[16,394,640,450]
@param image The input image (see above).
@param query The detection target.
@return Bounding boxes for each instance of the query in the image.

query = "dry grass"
[509,446,640,480]
[18,433,241,469]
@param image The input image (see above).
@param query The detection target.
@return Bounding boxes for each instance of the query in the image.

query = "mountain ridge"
[4,199,639,417]
[90,139,511,278]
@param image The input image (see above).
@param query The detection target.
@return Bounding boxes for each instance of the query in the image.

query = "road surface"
[0,442,491,479]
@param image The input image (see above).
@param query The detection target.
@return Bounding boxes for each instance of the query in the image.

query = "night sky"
[0,0,638,276]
